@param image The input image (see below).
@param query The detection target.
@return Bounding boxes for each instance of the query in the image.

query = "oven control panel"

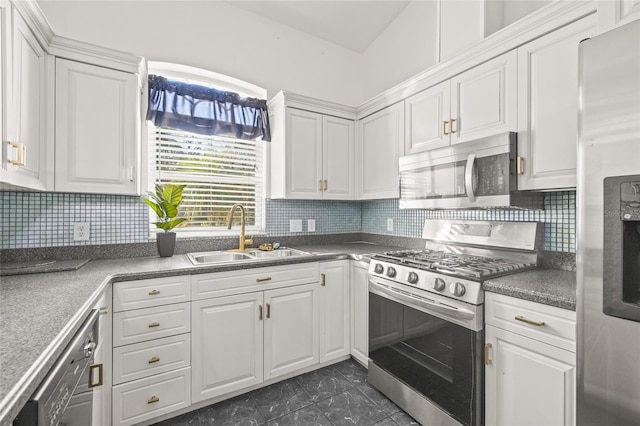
[368,260,483,305]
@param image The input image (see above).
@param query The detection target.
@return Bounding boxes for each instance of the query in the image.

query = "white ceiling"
[224,1,412,53]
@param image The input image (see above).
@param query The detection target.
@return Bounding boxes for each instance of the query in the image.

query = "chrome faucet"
[226,204,254,252]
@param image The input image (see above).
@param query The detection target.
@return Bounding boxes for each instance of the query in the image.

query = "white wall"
[358,0,439,103]
[37,0,363,106]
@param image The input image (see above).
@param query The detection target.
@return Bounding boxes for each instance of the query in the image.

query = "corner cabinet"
[404,50,517,155]
[1,3,51,191]
[55,58,140,194]
[357,102,404,199]
[485,292,576,426]
[269,92,355,200]
[516,15,596,190]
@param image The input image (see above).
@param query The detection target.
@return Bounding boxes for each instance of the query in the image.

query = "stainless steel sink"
[187,248,310,265]
[187,251,254,265]
[247,248,309,259]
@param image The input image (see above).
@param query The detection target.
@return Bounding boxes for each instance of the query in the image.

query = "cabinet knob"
[321,273,326,286]
[148,322,160,328]
[148,356,160,364]
[449,118,456,134]
[517,156,525,175]
[148,290,160,296]
[148,395,160,404]
[266,303,271,319]
[443,121,450,136]
[485,343,492,365]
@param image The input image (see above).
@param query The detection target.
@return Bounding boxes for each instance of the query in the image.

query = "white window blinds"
[149,126,265,231]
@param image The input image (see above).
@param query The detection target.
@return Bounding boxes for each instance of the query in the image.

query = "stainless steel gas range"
[367,220,538,426]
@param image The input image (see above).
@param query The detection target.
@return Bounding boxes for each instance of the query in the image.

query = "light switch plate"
[290,219,303,232]
[307,219,316,232]
[387,218,394,232]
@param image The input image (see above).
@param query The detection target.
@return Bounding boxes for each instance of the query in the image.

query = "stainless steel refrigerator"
[577,18,640,425]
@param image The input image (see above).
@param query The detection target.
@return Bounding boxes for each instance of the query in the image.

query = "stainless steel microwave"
[399,132,517,209]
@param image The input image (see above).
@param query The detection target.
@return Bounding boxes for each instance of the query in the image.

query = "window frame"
[144,62,268,238]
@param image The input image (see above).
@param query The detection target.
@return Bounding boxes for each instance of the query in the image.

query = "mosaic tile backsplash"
[0,191,576,252]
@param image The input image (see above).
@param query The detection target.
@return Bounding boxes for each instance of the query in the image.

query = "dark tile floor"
[153,358,420,426]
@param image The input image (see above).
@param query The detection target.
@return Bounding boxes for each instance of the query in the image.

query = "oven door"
[368,277,483,426]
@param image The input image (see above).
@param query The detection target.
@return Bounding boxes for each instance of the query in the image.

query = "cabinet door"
[264,283,319,380]
[517,16,596,190]
[285,108,323,199]
[55,58,138,194]
[323,115,354,200]
[319,260,350,363]
[485,324,576,426]
[350,262,369,366]
[451,50,517,145]
[2,8,50,190]
[404,81,451,154]
[192,292,264,403]
[357,102,404,200]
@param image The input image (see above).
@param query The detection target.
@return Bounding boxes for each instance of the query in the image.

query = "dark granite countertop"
[0,240,576,424]
[0,243,399,425]
[483,269,577,311]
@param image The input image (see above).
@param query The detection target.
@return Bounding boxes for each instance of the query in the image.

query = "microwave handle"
[465,154,477,202]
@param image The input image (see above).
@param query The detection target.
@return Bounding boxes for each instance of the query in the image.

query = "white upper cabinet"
[404,50,517,155]
[1,4,51,191]
[357,102,404,200]
[269,102,355,200]
[55,58,139,194]
[450,50,517,145]
[516,15,596,191]
[404,81,450,154]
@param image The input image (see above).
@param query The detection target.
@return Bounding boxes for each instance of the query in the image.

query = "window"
[146,63,267,236]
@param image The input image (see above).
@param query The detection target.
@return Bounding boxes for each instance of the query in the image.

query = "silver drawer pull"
[148,395,159,404]
[515,315,545,327]
[148,356,160,364]
[256,277,272,283]
[149,290,160,295]
[148,322,160,328]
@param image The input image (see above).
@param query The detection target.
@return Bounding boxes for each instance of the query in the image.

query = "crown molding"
[268,90,358,120]
[356,0,597,119]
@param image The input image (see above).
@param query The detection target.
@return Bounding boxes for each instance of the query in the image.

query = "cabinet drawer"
[113,333,190,385]
[485,292,576,352]
[113,303,190,347]
[192,262,319,300]
[114,276,190,312]
[112,367,190,426]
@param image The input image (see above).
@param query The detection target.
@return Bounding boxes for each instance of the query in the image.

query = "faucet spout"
[226,204,253,251]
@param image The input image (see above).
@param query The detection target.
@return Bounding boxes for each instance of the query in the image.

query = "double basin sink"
[187,247,312,266]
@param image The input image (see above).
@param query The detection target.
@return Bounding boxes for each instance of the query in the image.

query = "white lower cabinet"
[191,291,264,403]
[350,261,369,365]
[191,271,321,403]
[112,367,191,426]
[485,293,576,426]
[319,260,350,363]
[112,279,192,425]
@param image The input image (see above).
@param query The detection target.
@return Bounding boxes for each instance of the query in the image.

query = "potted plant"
[144,183,187,257]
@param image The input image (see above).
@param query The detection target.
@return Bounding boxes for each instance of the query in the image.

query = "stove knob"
[449,282,466,297]
[386,267,397,278]
[433,277,446,292]
[408,272,419,284]
[374,264,384,274]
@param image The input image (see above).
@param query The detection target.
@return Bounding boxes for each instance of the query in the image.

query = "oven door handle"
[368,277,476,321]
[464,153,477,203]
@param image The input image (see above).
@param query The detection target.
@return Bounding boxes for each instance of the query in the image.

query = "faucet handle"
[245,237,254,247]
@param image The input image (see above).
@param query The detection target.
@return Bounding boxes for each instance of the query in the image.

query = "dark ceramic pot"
[156,232,177,257]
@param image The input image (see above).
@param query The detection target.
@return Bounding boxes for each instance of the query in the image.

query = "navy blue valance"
[146,75,271,142]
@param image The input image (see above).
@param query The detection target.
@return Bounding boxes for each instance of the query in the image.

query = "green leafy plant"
[144,184,188,232]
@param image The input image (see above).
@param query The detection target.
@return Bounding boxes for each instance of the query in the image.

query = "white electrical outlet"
[290,219,303,232]
[308,219,316,232]
[73,222,90,241]
[387,218,394,232]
